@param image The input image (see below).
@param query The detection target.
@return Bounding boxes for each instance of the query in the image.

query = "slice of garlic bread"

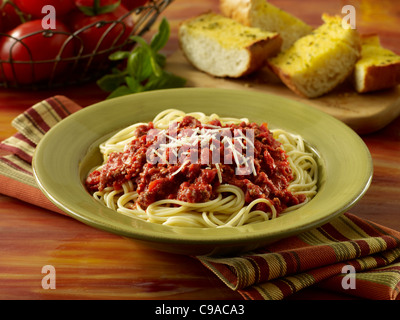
[353,34,400,93]
[220,0,313,51]
[179,12,282,78]
[268,14,361,98]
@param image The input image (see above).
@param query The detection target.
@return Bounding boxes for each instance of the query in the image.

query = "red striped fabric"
[0,133,36,163]
[0,96,82,214]
[198,213,400,300]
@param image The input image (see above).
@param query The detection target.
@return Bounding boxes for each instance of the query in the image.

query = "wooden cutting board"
[165,50,400,134]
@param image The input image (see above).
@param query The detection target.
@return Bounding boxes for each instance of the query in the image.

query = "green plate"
[32,88,373,255]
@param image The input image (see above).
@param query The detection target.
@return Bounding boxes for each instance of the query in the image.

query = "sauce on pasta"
[85,110,318,228]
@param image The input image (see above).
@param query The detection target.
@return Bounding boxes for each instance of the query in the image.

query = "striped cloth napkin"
[198,214,400,300]
[1,96,400,300]
[0,96,80,215]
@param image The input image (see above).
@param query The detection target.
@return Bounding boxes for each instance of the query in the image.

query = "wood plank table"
[1,0,399,300]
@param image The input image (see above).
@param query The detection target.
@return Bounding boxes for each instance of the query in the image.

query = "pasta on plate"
[85,109,318,228]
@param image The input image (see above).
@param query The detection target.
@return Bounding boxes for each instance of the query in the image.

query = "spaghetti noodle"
[85,109,318,228]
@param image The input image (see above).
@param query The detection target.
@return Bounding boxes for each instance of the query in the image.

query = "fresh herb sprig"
[97,18,186,99]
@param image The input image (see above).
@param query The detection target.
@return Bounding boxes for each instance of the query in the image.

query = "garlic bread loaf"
[178,12,282,78]
[267,14,361,98]
[220,0,313,51]
[352,35,400,93]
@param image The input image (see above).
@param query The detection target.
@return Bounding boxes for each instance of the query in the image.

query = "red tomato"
[0,20,75,84]
[121,0,148,10]
[69,5,134,63]
[0,0,25,32]
[13,0,76,18]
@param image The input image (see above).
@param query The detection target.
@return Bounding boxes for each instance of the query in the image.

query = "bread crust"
[240,34,282,77]
[267,63,308,98]
[356,62,400,93]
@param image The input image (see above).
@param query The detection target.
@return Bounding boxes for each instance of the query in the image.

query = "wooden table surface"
[1,0,399,300]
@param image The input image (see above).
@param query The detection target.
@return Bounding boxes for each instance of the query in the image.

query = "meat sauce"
[85,116,305,215]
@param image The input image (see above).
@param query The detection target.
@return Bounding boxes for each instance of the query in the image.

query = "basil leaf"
[144,71,186,91]
[98,18,186,99]
[97,71,127,92]
[150,55,162,77]
[125,76,143,93]
[131,36,162,78]
[108,51,131,61]
[130,35,151,50]
[127,47,152,82]
[155,53,166,68]
[107,85,133,99]
[150,18,170,52]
